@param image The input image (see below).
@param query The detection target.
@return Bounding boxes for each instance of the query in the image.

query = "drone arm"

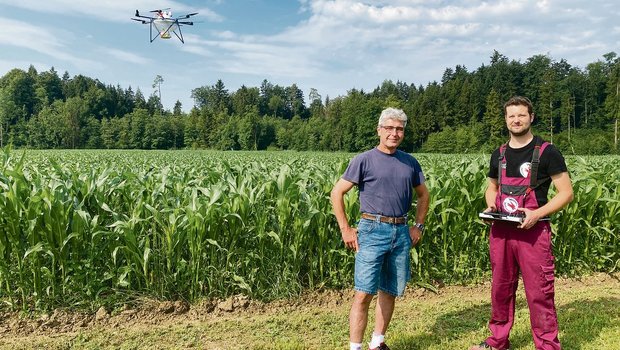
[176,12,198,19]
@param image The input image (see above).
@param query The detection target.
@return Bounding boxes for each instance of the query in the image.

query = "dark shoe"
[468,341,509,350]
[369,343,390,350]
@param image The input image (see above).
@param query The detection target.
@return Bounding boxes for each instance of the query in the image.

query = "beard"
[509,125,531,137]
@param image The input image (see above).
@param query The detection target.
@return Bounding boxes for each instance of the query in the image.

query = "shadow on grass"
[391,301,492,349]
[392,297,620,350]
[509,297,620,350]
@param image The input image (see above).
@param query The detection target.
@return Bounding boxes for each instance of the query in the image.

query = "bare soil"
[0,288,357,337]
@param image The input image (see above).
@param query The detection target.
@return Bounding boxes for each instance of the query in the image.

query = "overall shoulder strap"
[498,142,508,184]
[529,136,545,188]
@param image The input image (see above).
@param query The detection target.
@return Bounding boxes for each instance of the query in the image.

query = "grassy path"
[1,273,619,349]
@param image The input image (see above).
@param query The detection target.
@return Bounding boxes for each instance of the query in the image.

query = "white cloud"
[0,17,97,70]
[0,0,223,23]
[105,48,151,64]
[536,0,551,12]
[424,22,482,36]
[163,0,615,98]
[0,17,64,49]
[179,44,213,57]
[212,31,237,40]
[309,0,422,23]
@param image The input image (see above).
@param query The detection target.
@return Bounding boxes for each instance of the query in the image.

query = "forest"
[0,50,619,154]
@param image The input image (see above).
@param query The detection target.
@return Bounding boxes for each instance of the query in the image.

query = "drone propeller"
[149,8,170,13]
[180,12,198,19]
[178,21,194,25]
[131,18,149,24]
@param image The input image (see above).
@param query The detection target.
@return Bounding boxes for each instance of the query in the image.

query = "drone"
[132,8,198,44]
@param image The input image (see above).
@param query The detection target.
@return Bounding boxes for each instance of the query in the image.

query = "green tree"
[152,75,163,103]
[583,61,607,127]
[116,116,131,149]
[604,55,620,150]
[232,85,260,115]
[170,114,185,148]
[83,85,109,119]
[338,89,366,152]
[237,108,260,150]
[128,108,148,148]
[484,50,521,101]
[285,84,306,119]
[538,67,557,141]
[99,118,117,149]
[134,88,147,110]
[420,126,457,153]
[0,88,17,147]
[33,67,64,114]
[322,97,344,151]
[173,100,183,116]
[0,68,36,124]
[83,116,101,148]
[213,117,238,150]
[146,93,163,116]
[268,95,284,118]
[63,97,87,148]
[27,101,66,148]
[522,54,552,105]
[276,115,305,150]
[558,92,575,141]
[184,108,206,149]
[191,80,231,115]
[150,114,173,149]
[482,88,505,143]
[308,88,324,118]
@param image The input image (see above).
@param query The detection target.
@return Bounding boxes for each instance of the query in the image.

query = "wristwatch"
[414,223,425,233]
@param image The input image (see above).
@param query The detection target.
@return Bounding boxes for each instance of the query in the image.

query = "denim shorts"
[354,218,412,297]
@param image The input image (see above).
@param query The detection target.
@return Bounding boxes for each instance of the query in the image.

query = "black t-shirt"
[488,136,568,207]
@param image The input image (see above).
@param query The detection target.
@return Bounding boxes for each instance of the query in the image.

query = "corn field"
[0,148,618,311]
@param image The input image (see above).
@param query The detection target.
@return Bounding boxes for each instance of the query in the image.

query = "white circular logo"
[519,162,531,177]
[502,197,519,213]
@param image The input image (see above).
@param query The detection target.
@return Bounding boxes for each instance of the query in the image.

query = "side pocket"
[538,224,553,255]
[356,219,376,247]
[539,264,559,331]
[356,219,376,235]
[540,265,555,295]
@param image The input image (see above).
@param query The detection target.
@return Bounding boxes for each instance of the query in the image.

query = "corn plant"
[0,148,618,312]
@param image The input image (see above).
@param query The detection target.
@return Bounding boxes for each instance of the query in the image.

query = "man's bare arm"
[330,178,358,251]
[413,183,430,224]
[485,178,499,212]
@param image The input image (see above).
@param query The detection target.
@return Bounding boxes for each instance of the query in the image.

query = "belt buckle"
[387,217,396,224]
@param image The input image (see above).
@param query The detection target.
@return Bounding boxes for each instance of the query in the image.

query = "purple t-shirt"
[342,148,425,217]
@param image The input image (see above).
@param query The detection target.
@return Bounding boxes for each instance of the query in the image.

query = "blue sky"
[1,0,618,112]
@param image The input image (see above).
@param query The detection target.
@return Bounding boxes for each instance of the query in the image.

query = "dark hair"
[503,96,533,116]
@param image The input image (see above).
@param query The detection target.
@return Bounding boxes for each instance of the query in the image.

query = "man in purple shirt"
[331,107,430,350]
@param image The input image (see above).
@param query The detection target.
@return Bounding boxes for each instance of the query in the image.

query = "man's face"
[377,119,405,151]
[505,104,533,137]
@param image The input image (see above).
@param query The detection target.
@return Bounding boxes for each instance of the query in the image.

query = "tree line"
[0,50,619,154]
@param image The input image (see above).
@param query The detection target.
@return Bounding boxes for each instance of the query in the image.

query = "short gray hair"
[378,107,407,127]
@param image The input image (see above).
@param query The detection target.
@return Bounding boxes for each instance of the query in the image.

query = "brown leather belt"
[361,213,407,224]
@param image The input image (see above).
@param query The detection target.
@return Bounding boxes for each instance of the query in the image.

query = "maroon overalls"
[486,139,561,350]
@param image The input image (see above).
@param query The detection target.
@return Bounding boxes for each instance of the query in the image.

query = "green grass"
[1,273,618,349]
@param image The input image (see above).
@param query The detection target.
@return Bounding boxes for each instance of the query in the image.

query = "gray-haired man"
[331,107,430,350]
